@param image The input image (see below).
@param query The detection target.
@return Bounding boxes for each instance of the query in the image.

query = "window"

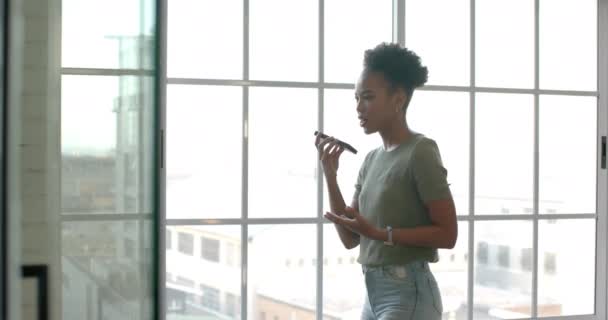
[544,252,557,275]
[162,1,604,320]
[201,285,220,311]
[166,230,172,250]
[226,242,236,266]
[225,293,239,317]
[498,245,510,268]
[477,242,489,265]
[521,248,533,272]
[178,232,194,255]
[175,276,195,288]
[201,236,220,262]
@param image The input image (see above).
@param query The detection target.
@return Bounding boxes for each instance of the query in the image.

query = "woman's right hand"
[315,135,345,179]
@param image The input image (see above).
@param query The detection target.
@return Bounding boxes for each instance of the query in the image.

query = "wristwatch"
[383,226,394,246]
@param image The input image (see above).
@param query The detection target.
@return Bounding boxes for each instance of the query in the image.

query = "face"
[354,70,406,134]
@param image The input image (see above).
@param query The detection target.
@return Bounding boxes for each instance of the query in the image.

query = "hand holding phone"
[314,131,358,154]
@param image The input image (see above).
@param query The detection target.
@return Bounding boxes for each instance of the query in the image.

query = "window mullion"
[468,0,476,319]
[317,1,325,319]
[393,0,405,46]
[241,0,250,319]
[597,0,608,318]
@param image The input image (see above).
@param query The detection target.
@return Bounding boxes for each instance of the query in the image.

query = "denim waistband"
[361,260,430,274]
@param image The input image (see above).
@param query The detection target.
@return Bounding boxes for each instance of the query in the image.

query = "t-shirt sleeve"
[412,138,452,203]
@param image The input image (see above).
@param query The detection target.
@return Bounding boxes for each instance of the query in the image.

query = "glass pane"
[406,0,470,86]
[249,88,317,218]
[62,75,155,215]
[166,225,241,319]
[408,91,470,215]
[168,0,243,79]
[474,221,532,318]
[539,96,597,214]
[540,0,597,91]
[538,219,595,317]
[475,93,534,215]
[323,224,366,319]
[249,0,318,81]
[430,222,469,320]
[62,220,154,320]
[166,85,242,219]
[324,0,392,84]
[323,89,378,213]
[248,225,316,320]
[62,0,154,69]
[476,0,534,88]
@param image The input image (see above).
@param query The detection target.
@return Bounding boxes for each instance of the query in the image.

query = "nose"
[356,100,364,113]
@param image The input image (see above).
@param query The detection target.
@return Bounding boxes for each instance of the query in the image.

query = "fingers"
[324,211,346,224]
[325,211,357,229]
[314,134,322,147]
[317,137,340,160]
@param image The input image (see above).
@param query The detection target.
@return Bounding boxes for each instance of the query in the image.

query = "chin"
[362,127,375,135]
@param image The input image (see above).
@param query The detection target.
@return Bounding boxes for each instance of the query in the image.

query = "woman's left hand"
[324,206,381,240]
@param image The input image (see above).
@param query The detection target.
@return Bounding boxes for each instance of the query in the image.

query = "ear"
[393,89,407,112]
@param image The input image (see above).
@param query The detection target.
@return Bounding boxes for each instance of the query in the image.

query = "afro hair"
[363,42,428,103]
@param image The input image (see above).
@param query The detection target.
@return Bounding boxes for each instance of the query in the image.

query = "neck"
[379,116,413,151]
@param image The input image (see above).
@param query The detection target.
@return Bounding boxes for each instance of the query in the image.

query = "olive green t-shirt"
[355,134,451,266]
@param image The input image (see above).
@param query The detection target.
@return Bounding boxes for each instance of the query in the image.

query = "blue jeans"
[361,261,443,320]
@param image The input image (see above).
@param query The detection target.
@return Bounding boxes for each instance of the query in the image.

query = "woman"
[315,42,457,320]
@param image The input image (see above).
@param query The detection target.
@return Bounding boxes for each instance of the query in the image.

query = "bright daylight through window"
[59,0,604,320]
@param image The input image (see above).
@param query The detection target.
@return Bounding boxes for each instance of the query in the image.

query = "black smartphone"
[314,131,358,154]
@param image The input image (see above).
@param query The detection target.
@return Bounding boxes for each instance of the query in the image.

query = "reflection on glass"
[168,0,243,79]
[476,0,534,88]
[166,85,242,219]
[62,0,155,69]
[474,221,532,318]
[248,225,316,320]
[250,0,318,81]
[539,96,597,214]
[324,0,392,83]
[408,91,470,215]
[323,89,378,213]
[538,219,595,317]
[62,75,155,215]
[62,221,153,320]
[249,88,317,218]
[166,226,242,319]
[475,93,534,215]
[406,0,470,86]
[430,222,468,320]
[323,224,366,319]
[540,0,597,91]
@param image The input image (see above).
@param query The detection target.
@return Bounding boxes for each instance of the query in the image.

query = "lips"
[359,117,368,127]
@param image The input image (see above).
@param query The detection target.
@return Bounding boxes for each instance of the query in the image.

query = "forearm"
[325,175,347,215]
[334,223,360,249]
[372,225,457,249]
[325,175,359,249]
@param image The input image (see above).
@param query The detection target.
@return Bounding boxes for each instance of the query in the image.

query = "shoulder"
[412,135,439,156]
[363,146,381,163]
